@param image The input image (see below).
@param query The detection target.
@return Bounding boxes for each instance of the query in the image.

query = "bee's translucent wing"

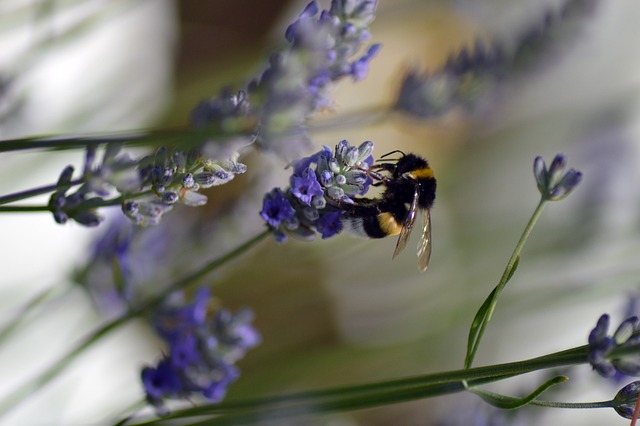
[417,208,432,272]
[392,186,419,259]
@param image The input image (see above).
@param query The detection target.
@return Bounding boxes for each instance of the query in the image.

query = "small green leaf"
[465,287,497,368]
[470,375,568,409]
[504,255,520,284]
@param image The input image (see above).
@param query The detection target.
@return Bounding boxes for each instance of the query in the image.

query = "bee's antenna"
[380,150,406,159]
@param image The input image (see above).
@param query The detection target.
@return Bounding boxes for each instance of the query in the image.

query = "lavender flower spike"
[533,153,582,201]
[588,313,640,379]
[142,288,260,414]
[260,139,375,242]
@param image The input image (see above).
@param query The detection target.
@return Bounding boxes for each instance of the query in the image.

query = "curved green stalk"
[465,197,548,368]
[469,375,570,409]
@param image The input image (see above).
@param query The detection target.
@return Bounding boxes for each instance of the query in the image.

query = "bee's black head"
[394,153,429,178]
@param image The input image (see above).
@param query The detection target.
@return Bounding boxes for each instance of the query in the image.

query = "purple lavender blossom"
[260,188,295,228]
[142,288,261,413]
[291,167,324,206]
[588,314,640,378]
[250,0,381,157]
[260,139,374,242]
[201,364,240,402]
[316,211,343,239]
[141,359,184,408]
[395,0,596,118]
[79,213,198,315]
[190,89,250,130]
[49,165,104,226]
[285,1,320,42]
[291,145,332,176]
[533,154,582,201]
[351,43,382,80]
[213,308,263,361]
[153,287,209,341]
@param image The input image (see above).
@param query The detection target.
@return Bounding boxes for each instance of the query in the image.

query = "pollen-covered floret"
[260,139,374,242]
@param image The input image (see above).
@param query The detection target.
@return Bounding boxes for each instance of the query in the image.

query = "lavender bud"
[613,381,640,419]
[161,192,179,204]
[182,173,195,188]
[533,154,582,201]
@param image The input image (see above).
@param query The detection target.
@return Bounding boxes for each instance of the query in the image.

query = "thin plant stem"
[0,229,270,418]
[0,190,154,213]
[0,131,160,152]
[0,178,83,206]
[0,286,69,344]
[529,399,614,410]
[0,127,252,153]
[465,197,548,368]
[0,205,53,212]
[127,345,589,425]
[113,399,148,426]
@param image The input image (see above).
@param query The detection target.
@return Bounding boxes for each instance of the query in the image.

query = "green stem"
[0,129,181,153]
[0,230,270,418]
[0,205,51,212]
[0,286,68,344]
[465,197,548,368]
[0,127,253,153]
[113,399,148,426]
[529,399,614,409]
[197,380,482,426]
[0,190,154,213]
[0,179,83,206]
[0,132,155,152]
[129,345,589,425]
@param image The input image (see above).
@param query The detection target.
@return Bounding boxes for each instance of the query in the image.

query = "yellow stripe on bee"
[378,212,403,236]
[408,167,434,180]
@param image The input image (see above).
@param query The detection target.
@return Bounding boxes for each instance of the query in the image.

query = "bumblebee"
[342,151,436,272]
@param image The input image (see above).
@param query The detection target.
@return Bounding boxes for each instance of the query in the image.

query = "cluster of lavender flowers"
[260,139,375,242]
[47,0,380,228]
[74,206,262,417]
[129,145,247,225]
[48,142,247,227]
[142,288,260,414]
[16,0,640,424]
[78,214,182,313]
[64,1,383,418]
[394,0,597,118]
[192,0,380,159]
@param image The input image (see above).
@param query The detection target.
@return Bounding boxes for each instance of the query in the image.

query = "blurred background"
[1,0,640,424]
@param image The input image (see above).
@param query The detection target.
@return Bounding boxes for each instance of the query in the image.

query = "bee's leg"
[364,168,387,182]
[371,163,396,173]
